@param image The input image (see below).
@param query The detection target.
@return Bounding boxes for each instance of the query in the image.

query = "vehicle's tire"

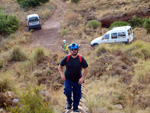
[39,26,42,29]
[28,28,30,31]
[93,43,99,47]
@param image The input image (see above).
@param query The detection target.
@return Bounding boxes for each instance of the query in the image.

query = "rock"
[0,108,5,113]
[113,104,123,109]
[12,98,20,106]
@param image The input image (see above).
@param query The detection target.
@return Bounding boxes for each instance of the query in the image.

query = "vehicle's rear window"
[118,32,126,38]
[29,17,39,22]
[111,33,117,39]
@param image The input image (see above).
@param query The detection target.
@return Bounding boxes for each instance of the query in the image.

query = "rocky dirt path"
[29,0,67,52]
[63,85,90,113]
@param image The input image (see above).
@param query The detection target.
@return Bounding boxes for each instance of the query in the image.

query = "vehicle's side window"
[102,34,110,40]
[129,28,132,34]
[118,32,126,38]
[128,30,130,36]
[111,33,117,39]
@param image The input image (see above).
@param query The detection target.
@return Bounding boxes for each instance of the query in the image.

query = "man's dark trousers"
[64,79,81,110]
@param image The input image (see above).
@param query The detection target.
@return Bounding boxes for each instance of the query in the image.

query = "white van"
[90,26,134,47]
[26,14,41,30]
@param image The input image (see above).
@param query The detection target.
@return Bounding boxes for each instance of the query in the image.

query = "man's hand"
[61,74,65,81]
[58,65,66,82]
[78,77,84,84]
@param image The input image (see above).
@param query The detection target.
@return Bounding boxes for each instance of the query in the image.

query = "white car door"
[110,33,117,43]
[116,32,126,43]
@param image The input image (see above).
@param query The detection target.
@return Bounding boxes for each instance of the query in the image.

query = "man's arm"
[58,65,66,81]
[78,67,88,84]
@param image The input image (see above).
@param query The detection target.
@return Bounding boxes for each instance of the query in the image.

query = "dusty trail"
[29,0,67,51]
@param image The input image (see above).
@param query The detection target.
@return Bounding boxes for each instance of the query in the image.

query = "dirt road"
[29,0,67,52]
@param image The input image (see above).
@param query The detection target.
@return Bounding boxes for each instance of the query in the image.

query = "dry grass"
[49,87,66,113]
[64,11,79,25]
[0,71,17,92]
[84,39,150,112]
[134,60,150,84]
[133,27,150,42]
[85,71,150,112]
[69,0,150,19]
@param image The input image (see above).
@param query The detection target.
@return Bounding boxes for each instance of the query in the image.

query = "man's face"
[70,49,78,56]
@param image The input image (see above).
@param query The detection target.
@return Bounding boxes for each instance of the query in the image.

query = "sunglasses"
[71,49,78,51]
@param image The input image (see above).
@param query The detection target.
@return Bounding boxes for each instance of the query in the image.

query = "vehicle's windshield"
[102,34,109,40]
[29,17,39,22]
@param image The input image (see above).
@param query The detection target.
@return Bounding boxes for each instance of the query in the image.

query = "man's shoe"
[73,109,79,112]
[66,103,72,109]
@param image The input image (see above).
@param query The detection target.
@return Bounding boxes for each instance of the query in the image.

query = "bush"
[0,13,19,34]
[128,15,145,28]
[109,21,130,30]
[143,18,150,33]
[9,86,54,113]
[71,0,79,3]
[9,47,27,62]
[17,0,49,8]
[0,73,15,92]
[31,47,46,63]
[87,20,101,29]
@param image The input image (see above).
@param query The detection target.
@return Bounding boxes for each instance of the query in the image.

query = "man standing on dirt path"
[58,43,88,112]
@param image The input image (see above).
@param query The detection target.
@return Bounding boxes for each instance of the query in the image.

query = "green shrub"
[0,12,19,34]
[128,15,145,28]
[9,47,27,62]
[9,86,54,113]
[87,20,101,29]
[71,0,79,3]
[17,0,49,8]
[31,47,45,63]
[143,18,150,33]
[0,73,15,92]
[109,21,130,30]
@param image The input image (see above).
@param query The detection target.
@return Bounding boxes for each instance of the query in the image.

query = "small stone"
[113,104,123,109]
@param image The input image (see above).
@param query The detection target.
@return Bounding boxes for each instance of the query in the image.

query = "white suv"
[26,14,41,30]
[90,26,134,47]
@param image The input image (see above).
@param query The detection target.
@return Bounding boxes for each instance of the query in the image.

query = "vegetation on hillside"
[109,21,130,29]
[17,0,50,8]
[0,0,150,112]
[85,41,150,113]
[9,86,54,113]
[0,12,19,34]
